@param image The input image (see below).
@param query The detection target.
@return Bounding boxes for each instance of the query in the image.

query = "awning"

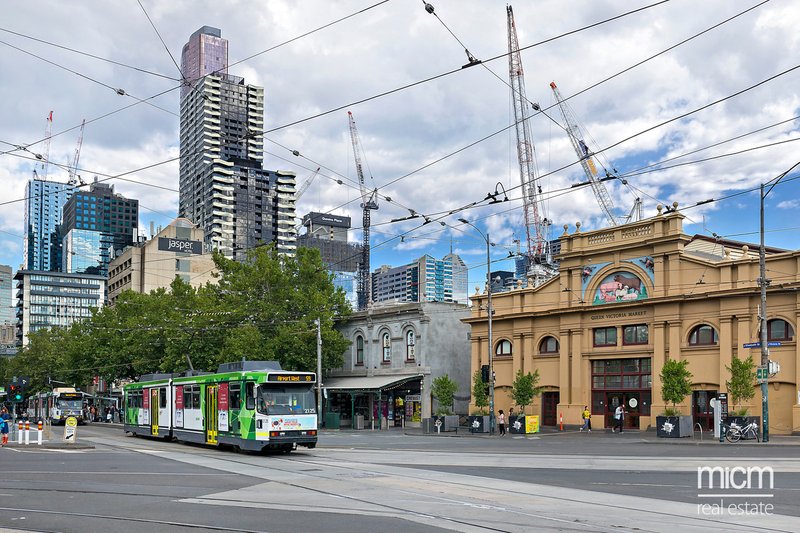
[323,374,423,393]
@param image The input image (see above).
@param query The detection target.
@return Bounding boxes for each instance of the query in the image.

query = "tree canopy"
[510,369,542,415]
[1,246,351,393]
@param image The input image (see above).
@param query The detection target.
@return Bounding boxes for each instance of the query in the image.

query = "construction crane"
[347,111,379,311]
[506,6,554,286]
[295,167,320,201]
[35,110,54,181]
[67,119,86,186]
[550,81,643,226]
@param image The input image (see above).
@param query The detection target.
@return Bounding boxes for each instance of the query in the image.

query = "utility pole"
[759,183,770,443]
[315,318,323,426]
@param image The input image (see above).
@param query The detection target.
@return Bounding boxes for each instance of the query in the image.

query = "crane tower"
[67,119,86,186]
[35,111,54,181]
[348,111,379,311]
[507,6,555,286]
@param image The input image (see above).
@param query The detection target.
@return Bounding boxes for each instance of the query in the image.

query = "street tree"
[511,369,542,415]
[726,355,756,415]
[471,370,489,415]
[659,359,693,416]
[431,374,458,415]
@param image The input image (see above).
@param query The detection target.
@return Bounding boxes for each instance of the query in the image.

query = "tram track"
[83,433,797,533]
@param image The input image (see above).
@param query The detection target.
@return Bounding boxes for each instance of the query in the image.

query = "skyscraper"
[61,180,139,275]
[179,27,296,260]
[372,255,453,304]
[23,179,77,271]
[0,265,13,324]
[443,252,468,304]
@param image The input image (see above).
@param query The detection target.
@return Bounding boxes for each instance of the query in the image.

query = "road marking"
[592,482,689,488]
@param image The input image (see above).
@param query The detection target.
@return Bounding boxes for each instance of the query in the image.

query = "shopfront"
[591,357,652,429]
[323,374,423,429]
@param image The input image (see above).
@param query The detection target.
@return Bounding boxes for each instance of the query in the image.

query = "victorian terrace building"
[466,209,800,434]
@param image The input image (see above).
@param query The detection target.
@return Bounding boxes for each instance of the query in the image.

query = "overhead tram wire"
[0,26,180,81]
[136,0,183,77]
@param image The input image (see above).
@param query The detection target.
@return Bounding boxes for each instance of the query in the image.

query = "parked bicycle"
[724,420,760,443]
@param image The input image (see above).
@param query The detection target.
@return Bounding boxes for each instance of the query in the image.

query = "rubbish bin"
[355,415,365,430]
[325,412,340,430]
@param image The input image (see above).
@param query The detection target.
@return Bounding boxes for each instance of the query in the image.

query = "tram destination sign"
[268,373,315,383]
[158,237,202,255]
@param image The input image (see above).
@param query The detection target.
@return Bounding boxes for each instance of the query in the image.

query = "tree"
[431,374,458,416]
[659,359,693,416]
[471,370,489,415]
[726,355,756,415]
[511,369,542,415]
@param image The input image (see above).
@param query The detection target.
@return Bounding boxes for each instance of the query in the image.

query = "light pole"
[758,162,799,443]
[459,218,494,435]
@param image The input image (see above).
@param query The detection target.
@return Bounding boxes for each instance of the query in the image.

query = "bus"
[27,388,86,424]
[123,361,318,453]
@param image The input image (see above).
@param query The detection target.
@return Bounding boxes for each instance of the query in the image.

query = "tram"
[123,361,318,453]
[26,388,86,424]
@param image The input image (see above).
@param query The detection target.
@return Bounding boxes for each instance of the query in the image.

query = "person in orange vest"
[579,405,592,432]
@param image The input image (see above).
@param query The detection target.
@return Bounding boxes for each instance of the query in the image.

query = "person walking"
[498,410,506,436]
[1,407,11,446]
[613,404,625,433]
[580,405,592,432]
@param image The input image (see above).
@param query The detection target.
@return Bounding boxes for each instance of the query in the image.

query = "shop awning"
[323,374,423,393]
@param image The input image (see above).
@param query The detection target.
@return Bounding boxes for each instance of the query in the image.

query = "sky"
[1,0,799,290]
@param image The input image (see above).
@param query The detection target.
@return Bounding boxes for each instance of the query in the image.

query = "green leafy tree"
[511,369,542,415]
[471,370,489,415]
[659,359,693,416]
[726,355,756,416]
[431,374,458,416]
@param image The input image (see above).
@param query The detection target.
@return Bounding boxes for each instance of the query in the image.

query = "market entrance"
[591,358,652,430]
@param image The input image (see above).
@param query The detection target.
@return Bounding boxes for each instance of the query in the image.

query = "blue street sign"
[743,342,782,348]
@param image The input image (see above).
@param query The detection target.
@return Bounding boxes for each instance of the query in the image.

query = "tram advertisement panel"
[142,388,150,425]
[175,386,184,428]
[218,382,229,432]
[269,415,317,432]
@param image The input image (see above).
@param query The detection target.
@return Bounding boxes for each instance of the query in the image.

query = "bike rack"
[694,422,704,441]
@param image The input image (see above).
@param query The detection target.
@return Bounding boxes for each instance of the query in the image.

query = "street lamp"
[758,162,800,443]
[458,218,495,435]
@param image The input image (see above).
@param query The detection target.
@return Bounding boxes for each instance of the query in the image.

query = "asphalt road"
[0,424,798,532]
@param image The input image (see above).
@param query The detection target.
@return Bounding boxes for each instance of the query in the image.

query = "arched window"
[405,330,416,361]
[382,332,392,363]
[539,336,559,354]
[495,339,512,357]
[355,335,364,365]
[689,324,718,346]
[767,319,794,341]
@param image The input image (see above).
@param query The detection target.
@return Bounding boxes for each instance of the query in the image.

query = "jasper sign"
[158,237,202,254]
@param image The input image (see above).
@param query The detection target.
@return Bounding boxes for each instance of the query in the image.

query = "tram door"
[150,388,159,436]
[205,386,218,445]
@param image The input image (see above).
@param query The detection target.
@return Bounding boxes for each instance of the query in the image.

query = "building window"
[405,330,416,361]
[355,335,364,366]
[623,324,649,345]
[495,339,512,357]
[689,324,718,346]
[539,336,559,354]
[382,332,391,363]
[594,327,617,347]
[767,319,794,341]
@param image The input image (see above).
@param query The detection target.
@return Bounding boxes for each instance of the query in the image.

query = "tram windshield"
[58,399,82,410]
[257,385,316,415]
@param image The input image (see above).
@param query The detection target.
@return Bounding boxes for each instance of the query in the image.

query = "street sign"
[63,416,78,443]
[743,342,782,348]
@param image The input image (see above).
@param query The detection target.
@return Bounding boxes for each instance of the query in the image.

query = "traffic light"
[8,384,24,403]
[481,365,490,384]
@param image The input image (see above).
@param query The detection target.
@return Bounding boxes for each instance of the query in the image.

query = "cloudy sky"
[1,0,799,288]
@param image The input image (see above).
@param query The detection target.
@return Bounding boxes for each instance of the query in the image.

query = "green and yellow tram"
[123,361,318,453]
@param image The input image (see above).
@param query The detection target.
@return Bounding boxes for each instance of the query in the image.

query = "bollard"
[18,421,23,444]
[24,420,30,445]
[37,420,43,445]
[559,412,564,431]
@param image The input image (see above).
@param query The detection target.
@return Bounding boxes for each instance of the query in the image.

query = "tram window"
[230,383,241,409]
[159,388,167,408]
[245,382,255,410]
[183,386,192,409]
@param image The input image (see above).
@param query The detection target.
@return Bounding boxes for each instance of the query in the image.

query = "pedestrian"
[498,409,506,436]
[613,404,625,433]
[0,407,10,446]
[580,405,592,432]
[106,408,112,423]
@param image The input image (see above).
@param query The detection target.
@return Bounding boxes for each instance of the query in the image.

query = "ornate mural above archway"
[592,270,648,305]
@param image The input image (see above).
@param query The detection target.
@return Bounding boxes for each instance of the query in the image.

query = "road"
[0,424,798,532]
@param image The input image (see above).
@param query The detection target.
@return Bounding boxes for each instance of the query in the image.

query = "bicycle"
[724,420,760,443]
